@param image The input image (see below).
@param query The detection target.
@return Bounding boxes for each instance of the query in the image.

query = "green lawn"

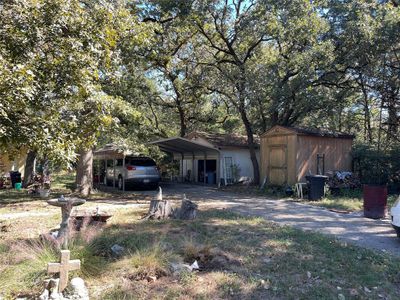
[1,208,400,299]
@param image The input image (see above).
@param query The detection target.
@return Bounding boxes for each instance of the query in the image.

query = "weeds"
[1,207,400,299]
[128,243,173,280]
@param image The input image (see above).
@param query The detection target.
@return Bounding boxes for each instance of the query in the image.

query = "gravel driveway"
[157,183,400,257]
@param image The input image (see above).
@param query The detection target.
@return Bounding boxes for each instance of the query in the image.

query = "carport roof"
[149,137,219,154]
[93,144,138,159]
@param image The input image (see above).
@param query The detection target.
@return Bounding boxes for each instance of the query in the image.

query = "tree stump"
[176,199,198,220]
[142,186,173,219]
[143,189,197,220]
[145,199,173,219]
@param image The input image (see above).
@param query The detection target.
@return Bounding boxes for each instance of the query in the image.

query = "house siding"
[0,150,27,177]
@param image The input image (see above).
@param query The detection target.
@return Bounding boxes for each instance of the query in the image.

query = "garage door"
[268,146,287,185]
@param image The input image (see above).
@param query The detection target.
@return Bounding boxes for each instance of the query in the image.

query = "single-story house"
[150,132,260,185]
[0,150,27,178]
[260,125,354,185]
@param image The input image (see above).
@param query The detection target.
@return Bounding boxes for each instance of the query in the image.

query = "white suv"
[391,196,400,237]
[106,156,160,190]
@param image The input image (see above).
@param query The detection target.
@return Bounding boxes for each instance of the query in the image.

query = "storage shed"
[260,126,354,186]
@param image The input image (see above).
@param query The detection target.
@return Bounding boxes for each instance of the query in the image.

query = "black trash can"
[306,175,328,201]
[10,171,22,188]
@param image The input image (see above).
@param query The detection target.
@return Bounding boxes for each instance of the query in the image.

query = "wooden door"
[268,146,287,185]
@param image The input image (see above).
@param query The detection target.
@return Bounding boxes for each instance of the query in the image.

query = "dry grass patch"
[1,205,400,299]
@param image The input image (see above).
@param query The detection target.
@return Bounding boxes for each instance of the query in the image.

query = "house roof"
[262,125,355,139]
[185,131,260,148]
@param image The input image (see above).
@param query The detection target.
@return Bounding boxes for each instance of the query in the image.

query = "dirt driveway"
[2,183,399,256]
[150,183,400,257]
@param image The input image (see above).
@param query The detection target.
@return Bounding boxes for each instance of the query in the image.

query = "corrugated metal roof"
[148,137,219,155]
[93,144,138,159]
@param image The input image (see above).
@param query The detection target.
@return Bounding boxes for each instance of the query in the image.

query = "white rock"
[111,244,124,257]
[39,289,49,300]
[68,277,89,300]
[39,278,63,300]
[50,291,62,300]
[169,262,193,275]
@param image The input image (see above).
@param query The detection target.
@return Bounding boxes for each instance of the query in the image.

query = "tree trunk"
[239,108,260,185]
[386,90,399,143]
[237,65,260,185]
[75,147,93,196]
[360,76,373,144]
[23,150,36,187]
[177,104,187,137]
[256,96,267,132]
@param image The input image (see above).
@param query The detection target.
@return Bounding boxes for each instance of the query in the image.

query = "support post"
[192,153,195,182]
[203,153,207,185]
[216,152,221,187]
[181,153,184,183]
[97,160,100,187]
[113,159,116,188]
[122,155,125,191]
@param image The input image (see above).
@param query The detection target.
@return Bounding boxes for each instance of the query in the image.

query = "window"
[127,158,156,166]
[116,159,123,166]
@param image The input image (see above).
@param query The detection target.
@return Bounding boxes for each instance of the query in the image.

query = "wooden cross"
[47,250,80,292]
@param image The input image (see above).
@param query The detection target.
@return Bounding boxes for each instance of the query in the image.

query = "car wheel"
[118,176,123,190]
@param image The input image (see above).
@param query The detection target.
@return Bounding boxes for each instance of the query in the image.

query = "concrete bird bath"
[47,196,86,249]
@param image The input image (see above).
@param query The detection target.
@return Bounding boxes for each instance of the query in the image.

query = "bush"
[353,143,400,191]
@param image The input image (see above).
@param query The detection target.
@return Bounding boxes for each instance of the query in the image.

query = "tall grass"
[0,227,108,297]
[0,240,59,296]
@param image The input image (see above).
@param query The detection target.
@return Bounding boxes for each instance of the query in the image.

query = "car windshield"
[126,157,156,167]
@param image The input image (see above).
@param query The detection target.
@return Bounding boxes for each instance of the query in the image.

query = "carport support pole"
[122,154,125,191]
[192,153,195,182]
[181,153,184,182]
[216,152,221,187]
[203,152,207,185]
[97,160,100,187]
[113,159,116,188]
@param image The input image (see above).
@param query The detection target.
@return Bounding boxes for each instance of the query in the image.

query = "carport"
[93,144,136,191]
[149,137,221,185]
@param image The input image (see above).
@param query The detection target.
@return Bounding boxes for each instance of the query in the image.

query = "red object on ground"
[363,184,388,219]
